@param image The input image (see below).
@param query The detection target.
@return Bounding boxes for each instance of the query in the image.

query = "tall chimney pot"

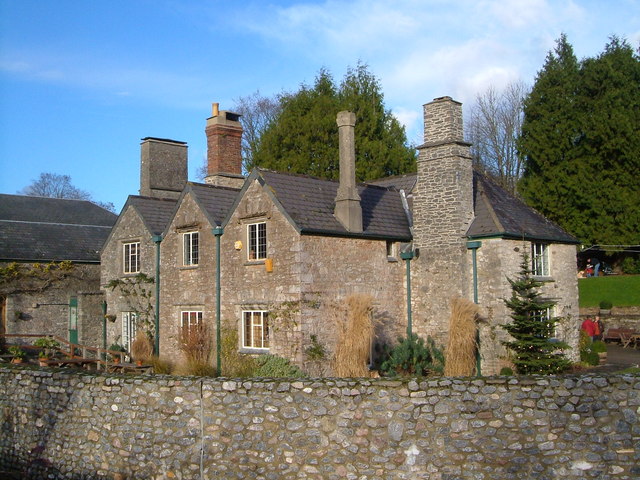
[334,111,363,233]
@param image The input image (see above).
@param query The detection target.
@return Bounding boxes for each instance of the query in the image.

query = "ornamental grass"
[444,297,480,377]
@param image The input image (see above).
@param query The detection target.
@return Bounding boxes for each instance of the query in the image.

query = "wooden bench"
[603,327,639,347]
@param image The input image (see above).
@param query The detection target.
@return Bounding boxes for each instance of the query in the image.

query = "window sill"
[244,260,266,266]
[239,347,269,355]
[387,256,398,263]
[179,265,199,270]
[532,275,553,282]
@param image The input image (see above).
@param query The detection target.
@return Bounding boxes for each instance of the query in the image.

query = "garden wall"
[1,367,639,480]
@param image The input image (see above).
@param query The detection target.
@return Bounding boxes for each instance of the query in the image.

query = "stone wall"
[101,207,158,349]
[1,367,638,480]
[2,263,104,345]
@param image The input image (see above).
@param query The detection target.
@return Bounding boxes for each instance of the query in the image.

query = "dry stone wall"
[1,367,639,480]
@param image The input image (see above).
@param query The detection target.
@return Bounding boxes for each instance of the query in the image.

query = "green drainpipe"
[101,301,107,361]
[153,235,162,356]
[213,226,224,377]
[400,250,415,337]
[466,240,482,375]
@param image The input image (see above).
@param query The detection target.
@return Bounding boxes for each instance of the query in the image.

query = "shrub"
[599,300,613,310]
[499,367,514,376]
[591,340,607,353]
[580,349,600,366]
[149,355,173,374]
[253,354,306,378]
[174,357,217,377]
[621,257,640,274]
[380,334,444,377]
[33,337,60,358]
[9,345,25,359]
[220,326,257,377]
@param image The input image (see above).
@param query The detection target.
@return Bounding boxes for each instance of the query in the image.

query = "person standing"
[581,317,596,340]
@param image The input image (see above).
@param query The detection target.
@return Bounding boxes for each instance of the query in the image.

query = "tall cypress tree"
[519,35,640,245]
[252,64,416,180]
[502,253,571,375]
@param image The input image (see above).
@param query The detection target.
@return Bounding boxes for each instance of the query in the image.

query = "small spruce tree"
[502,252,570,374]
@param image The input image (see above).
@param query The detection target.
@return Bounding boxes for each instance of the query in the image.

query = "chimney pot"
[334,110,362,233]
[212,102,219,117]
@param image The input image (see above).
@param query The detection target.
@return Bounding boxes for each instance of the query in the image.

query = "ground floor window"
[181,311,203,340]
[122,312,138,351]
[242,310,269,350]
[532,306,556,337]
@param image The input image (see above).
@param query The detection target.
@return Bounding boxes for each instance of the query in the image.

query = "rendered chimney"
[139,137,188,199]
[334,111,363,233]
[205,102,244,188]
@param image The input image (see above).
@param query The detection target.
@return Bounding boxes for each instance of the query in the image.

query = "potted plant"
[108,343,126,363]
[599,300,613,315]
[34,337,60,365]
[9,345,26,364]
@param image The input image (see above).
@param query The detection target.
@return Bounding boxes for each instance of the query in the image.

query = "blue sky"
[1,0,638,212]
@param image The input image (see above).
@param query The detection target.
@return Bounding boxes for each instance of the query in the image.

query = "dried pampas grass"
[445,297,480,377]
[333,294,375,377]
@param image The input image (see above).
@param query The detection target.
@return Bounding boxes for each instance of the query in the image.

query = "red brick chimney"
[204,103,244,188]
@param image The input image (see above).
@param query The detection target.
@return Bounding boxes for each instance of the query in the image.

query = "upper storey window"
[123,242,140,274]
[531,242,549,276]
[183,231,199,266]
[248,222,267,260]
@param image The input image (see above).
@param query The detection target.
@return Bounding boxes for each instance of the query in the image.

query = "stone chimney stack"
[139,137,188,199]
[414,96,473,248]
[204,102,244,188]
[334,111,363,233]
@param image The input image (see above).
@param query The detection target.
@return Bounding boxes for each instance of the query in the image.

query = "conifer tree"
[519,35,640,245]
[502,253,571,375]
[251,63,416,180]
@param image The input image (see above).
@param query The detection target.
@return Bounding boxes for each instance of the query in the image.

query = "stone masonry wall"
[3,263,103,345]
[475,240,581,374]
[1,367,638,480]
[101,207,158,348]
[220,179,407,372]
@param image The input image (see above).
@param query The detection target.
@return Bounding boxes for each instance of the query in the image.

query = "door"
[69,296,78,345]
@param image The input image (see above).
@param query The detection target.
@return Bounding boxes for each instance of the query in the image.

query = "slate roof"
[467,173,578,243]
[0,194,117,262]
[359,171,578,244]
[254,169,412,240]
[185,182,240,228]
[125,196,179,236]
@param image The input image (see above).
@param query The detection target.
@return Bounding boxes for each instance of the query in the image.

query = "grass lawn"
[578,275,640,307]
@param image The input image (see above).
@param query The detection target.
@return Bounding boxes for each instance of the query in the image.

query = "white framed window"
[183,231,199,266]
[122,312,138,351]
[242,310,269,350]
[181,311,203,341]
[123,242,140,274]
[531,242,549,276]
[247,222,267,260]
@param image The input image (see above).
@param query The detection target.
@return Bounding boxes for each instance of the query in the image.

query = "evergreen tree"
[519,35,640,245]
[502,253,571,375]
[252,64,416,181]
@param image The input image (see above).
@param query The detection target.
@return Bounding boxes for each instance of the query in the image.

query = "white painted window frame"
[247,222,267,261]
[242,310,269,350]
[183,231,199,266]
[121,311,138,352]
[123,241,140,274]
[531,242,550,276]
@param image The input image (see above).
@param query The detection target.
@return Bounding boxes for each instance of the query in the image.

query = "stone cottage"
[0,194,117,346]
[102,97,580,374]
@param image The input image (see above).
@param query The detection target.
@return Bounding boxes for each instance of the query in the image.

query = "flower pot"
[39,358,49,367]
[11,358,23,364]
[598,352,607,362]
